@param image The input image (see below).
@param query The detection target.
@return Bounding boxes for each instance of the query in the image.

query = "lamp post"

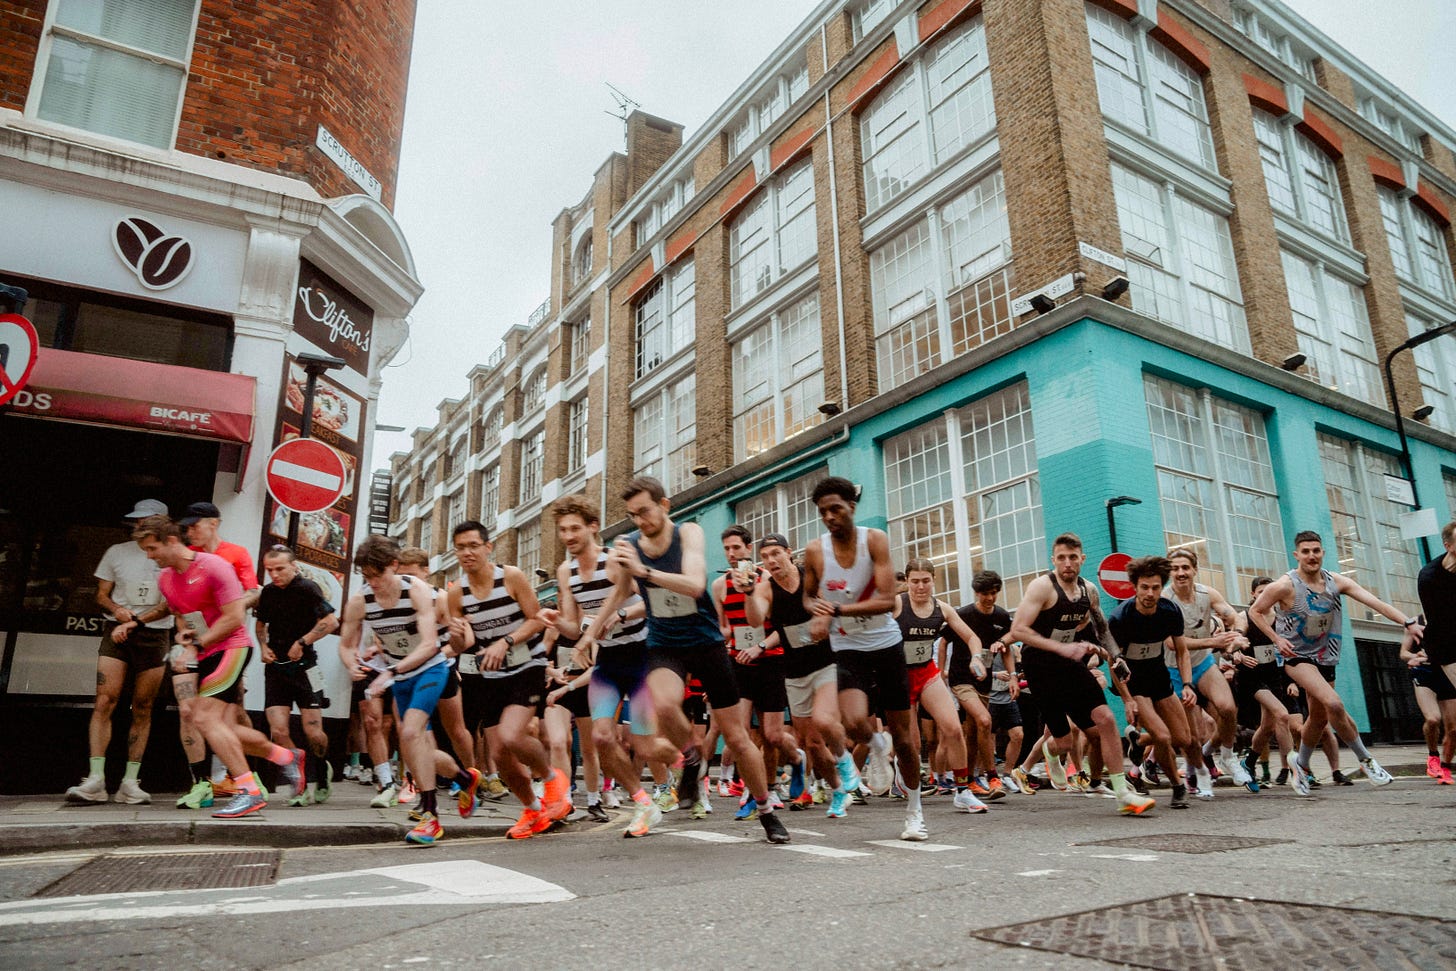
[1382,320,1456,562]
[286,351,347,550]
[1106,495,1142,553]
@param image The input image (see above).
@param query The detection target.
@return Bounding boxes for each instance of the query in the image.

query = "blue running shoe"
[836,751,861,795]
[734,797,758,820]
[825,789,850,818]
[789,752,806,800]
[212,791,266,819]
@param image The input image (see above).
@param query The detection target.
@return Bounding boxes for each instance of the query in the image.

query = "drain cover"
[37,850,281,897]
[973,894,1456,970]
[1076,834,1289,854]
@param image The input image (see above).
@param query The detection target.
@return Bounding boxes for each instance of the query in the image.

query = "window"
[480,464,500,523]
[870,170,1014,390]
[727,63,810,159]
[567,397,589,473]
[419,516,433,557]
[633,372,696,495]
[729,158,816,308]
[882,382,1044,605]
[1318,434,1421,621]
[478,406,502,453]
[1445,471,1456,519]
[1085,3,1216,171]
[732,293,824,460]
[516,518,541,583]
[571,235,593,288]
[634,175,695,246]
[447,490,466,536]
[522,366,547,414]
[567,318,591,376]
[1378,186,1455,301]
[734,467,828,554]
[1251,109,1348,241]
[1231,5,1318,81]
[33,0,199,149]
[1111,162,1248,352]
[1144,376,1286,600]
[519,429,544,504]
[634,260,696,379]
[1409,311,1456,435]
[852,0,895,41]
[1280,250,1380,405]
[1360,97,1422,154]
[860,16,994,212]
[445,438,466,481]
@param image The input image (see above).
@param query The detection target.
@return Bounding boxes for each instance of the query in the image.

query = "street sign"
[0,313,39,407]
[1383,473,1415,507]
[266,438,346,513]
[1097,552,1135,600]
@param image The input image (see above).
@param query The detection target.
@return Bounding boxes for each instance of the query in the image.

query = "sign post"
[1097,552,1135,600]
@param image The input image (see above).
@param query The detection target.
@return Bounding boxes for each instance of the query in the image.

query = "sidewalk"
[0,742,1438,856]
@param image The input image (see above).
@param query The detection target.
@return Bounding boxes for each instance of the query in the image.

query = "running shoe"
[768,791,785,811]
[601,786,622,809]
[900,808,929,841]
[936,776,956,796]
[212,791,266,818]
[689,798,712,819]
[1259,762,1271,785]
[788,752,806,800]
[760,811,791,844]
[1330,770,1355,786]
[812,780,829,804]
[407,801,424,822]
[1428,755,1443,779]
[623,799,662,838]
[1231,757,1258,793]
[370,784,399,809]
[920,776,939,797]
[888,778,907,800]
[288,790,316,807]
[788,790,814,811]
[316,762,332,804]
[1274,767,1289,787]
[342,763,359,781]
[734,796,759,821]
[1308,773,1322,789]
[281,749,307,798]
[457,768,482,819]
[586,803,612,822]
[1194,768,1215,800]
[543,768,573,821]
[985,776,1007,801]
[356,766,373,785]
[1064,771,1087,794]
[653,784,679,814]
[406,812,443,845]
[399,777,418,803]
[1087,779,1115,798]
[482,774,508,800]
[66,775,109,804]
[1124,724,1144,764]
[968,778,991,798]
[825,789,851,818]
[1141,758,1162,787]
[113,779,151,805]
[1358,758,1394,787]
[1044,746,1069,790]
[835,751,861,796]
[953,788,988,813]
[852,785,871,805]
[1009,768,1037,795]
[865,733,894,796]
[1170,783,1189,809]
[726,778,745,797]
[1213,751,1235,781]
[1438,765,1453,785]
[507,805,554,839]
[177,779,214,810]
[1288,756,1312,797]
[1128,768,1151,796]
[1117,790,1156,816]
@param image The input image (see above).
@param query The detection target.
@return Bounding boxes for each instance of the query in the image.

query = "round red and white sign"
[0,313,39,407]
[266,438,346,514]
[1097,552,1135,600]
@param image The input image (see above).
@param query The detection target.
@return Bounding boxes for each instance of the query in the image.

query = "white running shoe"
[953,788,988,813]
[865,733,894,796]
[1194,769,1215,800]
[1230,759,1254,788]
[601,787,622,809]
[65,775,108,803]
[1288,756,1312,797]
[900,808,928,841]
[1214,752,1235,780]
[113,779,151,805]
[370,784,399,808]
[1359,757,1394,787]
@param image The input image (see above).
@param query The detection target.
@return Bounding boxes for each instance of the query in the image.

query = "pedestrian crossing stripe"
[866,840,964,852]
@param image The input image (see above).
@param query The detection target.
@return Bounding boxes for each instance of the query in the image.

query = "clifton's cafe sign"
[292,260,375,374]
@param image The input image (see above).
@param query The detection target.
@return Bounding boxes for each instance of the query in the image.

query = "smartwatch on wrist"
[617,607,628,624]
[832,603,842,617]
[503,634,515,647]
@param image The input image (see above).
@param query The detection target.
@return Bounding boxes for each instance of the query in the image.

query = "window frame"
[1251,108,1349,243]
[733,466,829,555]
[518,428,545,505]
[1378,186,1456,302]
[731,291,825,462]
[1280,248,1381,406]
[567,396,590,473]
[634,260,696,380]
[632,370,696,495]
[729,157,817,310]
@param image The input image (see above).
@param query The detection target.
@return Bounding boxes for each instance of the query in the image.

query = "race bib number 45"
[646,586,695,618]
[732,626,764,652]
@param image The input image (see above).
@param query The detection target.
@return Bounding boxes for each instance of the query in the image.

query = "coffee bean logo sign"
[112,216,195,290]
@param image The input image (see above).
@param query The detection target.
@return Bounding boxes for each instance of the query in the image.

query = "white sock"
[586,790,600,806]
[375,762,394,787]
[907,786,922,812]
[210,755,227,782]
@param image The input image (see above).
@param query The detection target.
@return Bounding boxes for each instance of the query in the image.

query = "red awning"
[4,347,256,444]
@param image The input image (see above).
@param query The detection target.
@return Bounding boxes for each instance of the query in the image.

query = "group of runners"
[69,479,1455,846]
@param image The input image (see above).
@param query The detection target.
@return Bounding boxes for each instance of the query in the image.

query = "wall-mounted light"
[1413,403,1436,421]
[692,465,712,478]
[818,401,842,416]
[1280,352,1307,371]
[1029,294,1056,315]
[1101,276,1130,300]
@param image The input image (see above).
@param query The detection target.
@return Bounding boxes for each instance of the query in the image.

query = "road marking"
[866,840,964,852]
[779,844,871,859]
[1016,869,1062,877]
[665,831,752,844]
[785,827,824,836]
[1089,853,1159,862]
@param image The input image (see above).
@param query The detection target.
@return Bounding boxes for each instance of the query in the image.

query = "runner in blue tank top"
[1249,529,1422,795]
[582,475,789,845]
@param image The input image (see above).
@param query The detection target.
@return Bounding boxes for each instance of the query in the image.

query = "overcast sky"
[373,0,1456,469]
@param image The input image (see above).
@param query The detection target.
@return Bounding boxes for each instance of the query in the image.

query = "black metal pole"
[285,367,322,551]
[1107,502,1119,554]
[1384,348,1431,562]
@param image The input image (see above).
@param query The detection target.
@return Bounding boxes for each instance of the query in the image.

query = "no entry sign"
[266,438,346,513]
[0,313,39,407]
[1097,552,1135,600]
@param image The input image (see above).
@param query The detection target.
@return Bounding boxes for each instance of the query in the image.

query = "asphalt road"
[2,777,1453,970]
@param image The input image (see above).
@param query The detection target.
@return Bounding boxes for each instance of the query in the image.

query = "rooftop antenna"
[605,83,640,142]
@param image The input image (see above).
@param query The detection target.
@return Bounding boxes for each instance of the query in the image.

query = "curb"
[0,819,512,856]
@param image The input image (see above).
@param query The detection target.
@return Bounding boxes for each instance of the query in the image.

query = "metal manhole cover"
[1076,833,1289,854]
[973,894,1456,970]
[36,850,281,897]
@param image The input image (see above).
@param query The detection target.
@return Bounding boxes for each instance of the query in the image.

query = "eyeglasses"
[453,542,488,552]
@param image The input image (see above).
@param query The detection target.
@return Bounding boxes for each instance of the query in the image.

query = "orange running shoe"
[457,768,482,818]
[507,805,555,839]
[542,768,572,821]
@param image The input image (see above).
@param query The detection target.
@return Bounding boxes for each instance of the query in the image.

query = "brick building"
[390,0,1455,741]
[0,0,423,791]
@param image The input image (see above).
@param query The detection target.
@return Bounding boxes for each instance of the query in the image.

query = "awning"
[3,347,256,444]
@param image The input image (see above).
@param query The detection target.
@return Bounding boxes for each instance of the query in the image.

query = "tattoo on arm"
[97,671,106,687]
[174,680,197,701]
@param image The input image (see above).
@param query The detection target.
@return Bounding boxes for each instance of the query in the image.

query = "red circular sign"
[0,313,39,407]
[266,438,347,513]
[1098,552,1135,600]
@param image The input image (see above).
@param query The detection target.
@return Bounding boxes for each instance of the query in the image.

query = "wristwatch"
[503,634,515,647]
[617,607,628,624]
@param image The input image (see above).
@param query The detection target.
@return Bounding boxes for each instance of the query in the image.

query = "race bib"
[732,626,764,652]
[128,580,155,611]
[181,611,207,637]
[781,621,817,649]
[305,665,326,692]
[646,586,695,618]
[381,630,414,658]
[1304,611,1335,637]
[1253,643,1277,664]
[458,652,480,675]
[1049,627,1077,644]
[1124,640,1163,661]
[837,612,873,634]
[904,638,935,666]
[505,641,533,668]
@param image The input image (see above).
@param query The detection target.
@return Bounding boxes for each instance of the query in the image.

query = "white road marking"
[785,828,824,836]
[1016,869,1062,877]
[1089,853,1159,862]
[665,831,752,844]
[778,844,871,859]
[866,840,964,852]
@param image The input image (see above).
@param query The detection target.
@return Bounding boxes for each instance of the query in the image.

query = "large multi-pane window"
[1251,109,1348,242]
[870,170,1014,390]
[633,372,696,495]
[419,516,433,557]
[522,366,547,414]
[447,490,466,537]
[478,406,502,453]
[1144,376,1285,601]
[1360,97,1423,155]
[728,63,809,158]
[1280,250,1380,405]
[572,236,593,288]
[567,318,591,376]
[635,175,696,246]
[851,0,895,41]
[1318,434,1421,620]
[1379,186,1456,301]
[734,467,828,554]
[567,397,589,473]
[882,382,1044,604]
[860,16,993,212]
[1445,471,1456,520]
[1111,163,1248,352]
[730,159,816,309]
[33,0,200,149]
[518,429,544,504]
[732,293,824,461]
[1085,3,1216,171]
[1230,4,1318,81]
[480,464,500,524]
[634,260,696,379]
[1409,312,1456,435]
[516,518,541,583]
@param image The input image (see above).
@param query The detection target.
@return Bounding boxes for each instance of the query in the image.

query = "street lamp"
[286,351,347,550]
[1382,320,1456,561]
[1106,495,1142,553]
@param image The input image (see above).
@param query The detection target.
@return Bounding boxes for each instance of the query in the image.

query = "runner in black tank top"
[1234,577,1295,788]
